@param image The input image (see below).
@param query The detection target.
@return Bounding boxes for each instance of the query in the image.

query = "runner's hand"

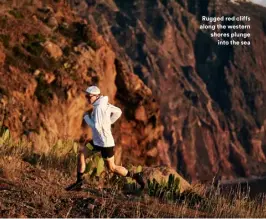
[88,108,93,114]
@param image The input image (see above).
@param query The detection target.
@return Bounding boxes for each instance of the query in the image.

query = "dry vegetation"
[1,128,266,218]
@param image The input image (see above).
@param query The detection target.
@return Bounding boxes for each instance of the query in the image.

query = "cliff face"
[0,1,167,167]
[1,0,266,182]
[80,0,266,181]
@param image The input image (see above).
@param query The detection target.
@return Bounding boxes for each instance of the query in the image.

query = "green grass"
[0,128,77,175]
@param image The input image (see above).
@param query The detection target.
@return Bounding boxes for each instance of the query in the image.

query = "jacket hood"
[93,95,108,107]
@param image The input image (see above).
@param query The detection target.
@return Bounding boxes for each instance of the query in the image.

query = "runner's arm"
[83,114,95,128]
[109,105,122,124]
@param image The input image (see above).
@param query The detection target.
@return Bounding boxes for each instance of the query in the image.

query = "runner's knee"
[78,145,90,159]
[78,145,85,154]
[107,162,116,172]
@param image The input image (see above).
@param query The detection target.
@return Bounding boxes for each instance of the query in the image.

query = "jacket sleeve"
[84,108,105,141]
[83,114,95,128]
[109,104,122,124]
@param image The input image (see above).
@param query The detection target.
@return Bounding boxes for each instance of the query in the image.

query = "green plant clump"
[148,174,181,201]
[0,128,11,145]
[85,144,105,179]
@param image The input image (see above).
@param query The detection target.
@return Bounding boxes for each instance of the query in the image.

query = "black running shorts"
[88,140,114,159]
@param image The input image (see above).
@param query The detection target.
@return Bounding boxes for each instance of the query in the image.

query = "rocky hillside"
[0,0,169,169]
[1,0,266,182]
[71,0,266,182]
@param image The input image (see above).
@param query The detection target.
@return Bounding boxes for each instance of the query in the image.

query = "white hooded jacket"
[83,96,122,147]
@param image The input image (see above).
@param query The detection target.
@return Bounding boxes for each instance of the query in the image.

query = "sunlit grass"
[0,128,77,175]
[1,127,266,217]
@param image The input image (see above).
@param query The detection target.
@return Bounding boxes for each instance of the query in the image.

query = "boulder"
[47,16,58,29]
[43,41,62,59]
[143,166,191,193]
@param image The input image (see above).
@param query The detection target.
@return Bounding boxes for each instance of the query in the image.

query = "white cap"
[85,86,100,95]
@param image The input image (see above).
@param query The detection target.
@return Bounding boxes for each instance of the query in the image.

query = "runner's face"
[85,94,98,104]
